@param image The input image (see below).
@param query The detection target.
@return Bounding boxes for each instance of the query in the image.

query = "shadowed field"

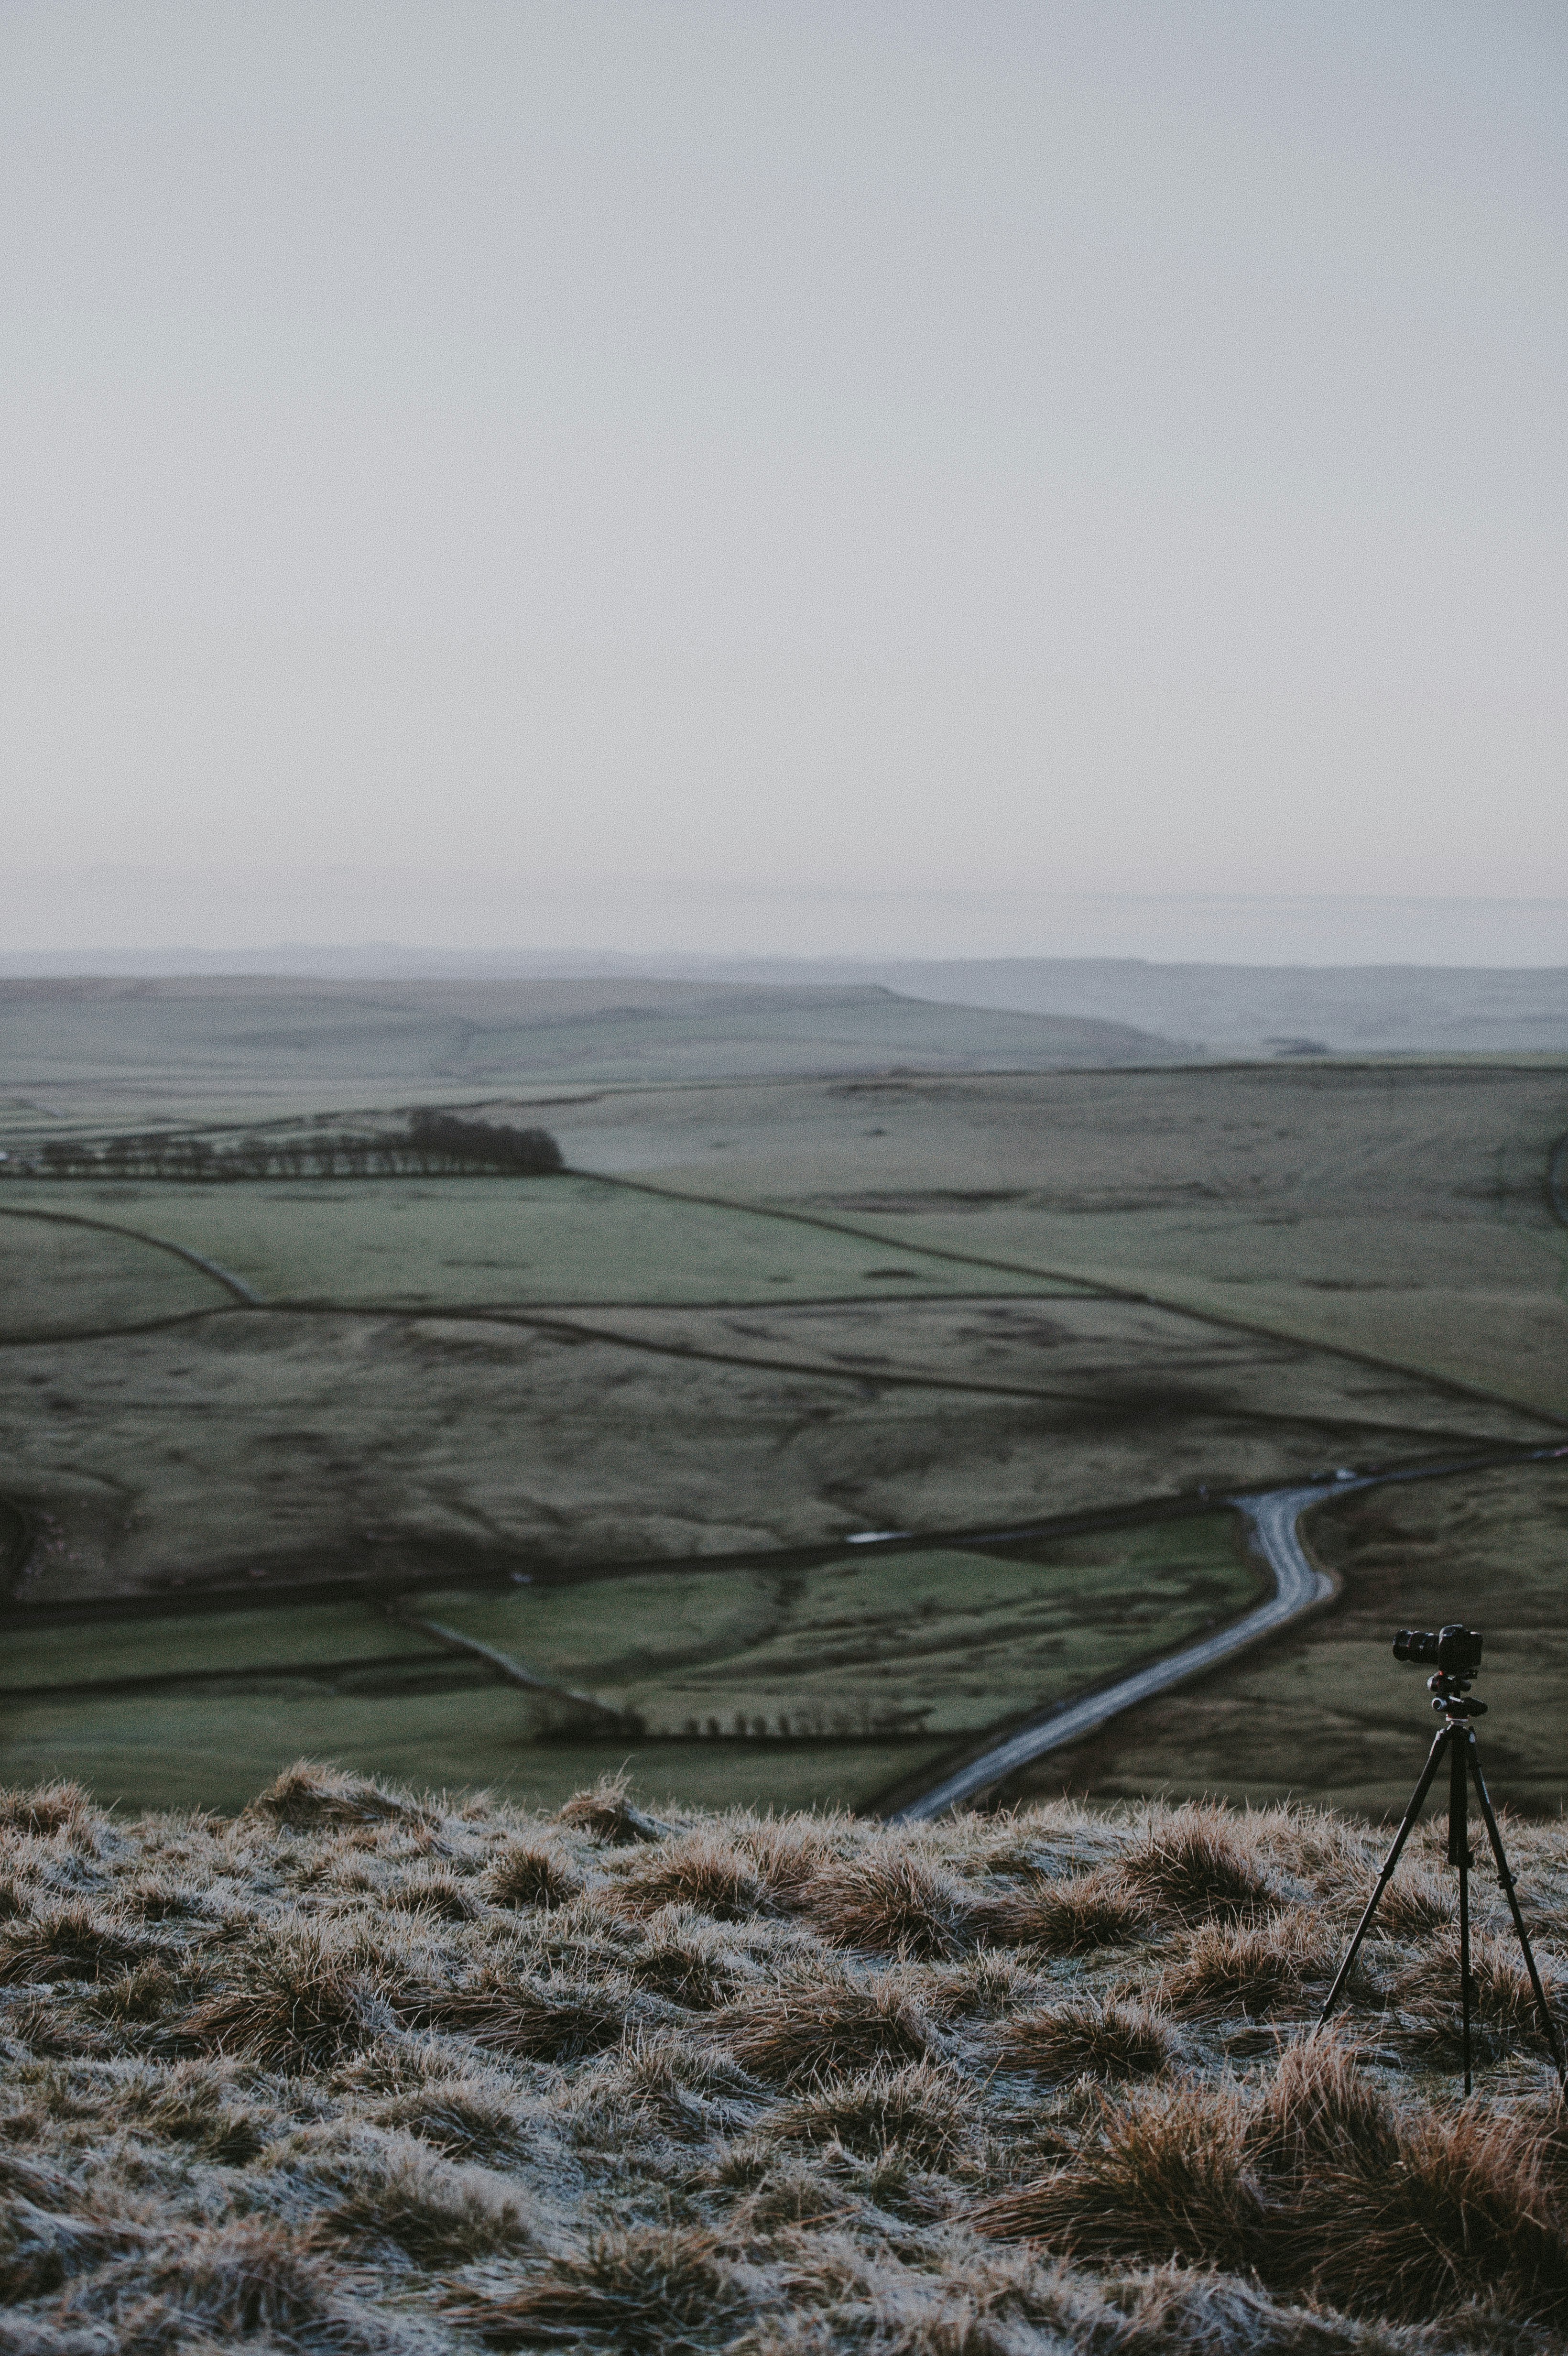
[0,1298,1541,1603]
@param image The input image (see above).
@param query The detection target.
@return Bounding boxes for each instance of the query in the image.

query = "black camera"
[1393,1624,1483,1675]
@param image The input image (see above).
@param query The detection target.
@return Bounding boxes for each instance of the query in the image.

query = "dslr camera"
[1393,1623,1483,1676]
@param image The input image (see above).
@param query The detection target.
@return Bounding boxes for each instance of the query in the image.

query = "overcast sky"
[3,2,1565,958]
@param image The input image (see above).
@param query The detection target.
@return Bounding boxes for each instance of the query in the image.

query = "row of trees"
[2,1112,564,1182]
[670,1704,935,1742]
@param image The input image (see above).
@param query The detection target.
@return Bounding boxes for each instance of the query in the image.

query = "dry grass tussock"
[3,1765,1568,2352]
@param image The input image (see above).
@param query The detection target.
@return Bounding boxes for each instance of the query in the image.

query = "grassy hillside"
[0,1294,1540,1605]
[3,1766,1568,2350]
[2,988,1562,1828]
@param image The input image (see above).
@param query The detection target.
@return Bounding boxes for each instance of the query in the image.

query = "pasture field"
[0,1516,1257,1813]
[553,1059,1568,1419]
[0,1175,1066,1312]
[0,1206,234,1337]
[997,1455,1568,1820]
[0,1298,1542,1603]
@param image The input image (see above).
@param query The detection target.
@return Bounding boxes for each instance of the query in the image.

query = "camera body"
[1393,1624,1483,1676]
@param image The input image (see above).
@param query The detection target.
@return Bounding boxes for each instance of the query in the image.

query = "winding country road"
[889,1480,1346,1822]
[888,1451,1565,1823]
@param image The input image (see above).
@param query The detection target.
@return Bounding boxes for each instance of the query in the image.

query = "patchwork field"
[0,1297,1544,1604]
[0,1176,1067,1317]
[1,975,1563,1821]
[0,1517,1260,1815]
[553,1060,1568,1420]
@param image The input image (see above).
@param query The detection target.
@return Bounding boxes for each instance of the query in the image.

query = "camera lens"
[1393,1628,1440,1664]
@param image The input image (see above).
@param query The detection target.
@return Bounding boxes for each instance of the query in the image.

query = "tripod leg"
[1320,1724,1451,2026]
[1450,1726,1472,2095]
[1466,1737,1568,2098]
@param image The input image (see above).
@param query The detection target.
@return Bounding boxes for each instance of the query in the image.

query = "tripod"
[1319,1669,1568,2096]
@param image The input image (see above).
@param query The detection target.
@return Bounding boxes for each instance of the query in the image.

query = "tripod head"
[1426,1669,1486,1719]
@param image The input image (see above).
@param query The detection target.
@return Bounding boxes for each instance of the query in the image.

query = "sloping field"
[0,1298,1543,1605]
[0,1176,1066,1312]
[4,1768,1568,2349]
[555,1060,1568,1419]
[0,1206,234,1337]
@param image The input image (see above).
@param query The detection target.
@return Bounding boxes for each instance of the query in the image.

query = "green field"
[0,1516,1260,1813]
[0,1178,1074,1317]
[554,1061,1568,1420]
[0,1206,232,1336]
[2,980,1563,1823]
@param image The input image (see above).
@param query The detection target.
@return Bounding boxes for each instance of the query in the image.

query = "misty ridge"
[0,958,1563,1075]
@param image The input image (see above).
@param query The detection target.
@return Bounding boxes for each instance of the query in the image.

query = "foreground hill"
[3,1767,1567,2352]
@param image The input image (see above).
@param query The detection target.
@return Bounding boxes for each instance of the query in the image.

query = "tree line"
[1,1111,564,1182]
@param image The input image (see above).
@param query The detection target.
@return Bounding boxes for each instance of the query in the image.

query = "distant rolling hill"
[0,975,1185,1116]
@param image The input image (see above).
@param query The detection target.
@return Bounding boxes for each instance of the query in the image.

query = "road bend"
[888,1480,1349,1824]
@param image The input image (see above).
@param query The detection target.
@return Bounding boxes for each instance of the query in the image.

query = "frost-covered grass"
[3,1763,1568,2353]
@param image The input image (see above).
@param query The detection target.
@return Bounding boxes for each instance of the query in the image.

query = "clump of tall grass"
[1119,1801,1285,1925]
[483,1840,583,1911]
[717,1969,936,2086]
[1154,1911,1338,2018]
[445,2225,751,2352]
[603,1829,773,1922]
[176,1920,391,2067]
[246,1757,428,1830]
[996,1996,1177,2083]
[556,1772,671,1846]
[802,1847,977,1959]
[766,2057,973,2166]
[975,1865,1148,1955]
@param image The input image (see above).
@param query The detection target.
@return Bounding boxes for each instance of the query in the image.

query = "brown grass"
[717,1971,936,2087]
[433,1961,639,2061]
[1119,1802,1284,1925]
[996,1997,1177,2083]
[603,1829,773,1922]
[974,1866,1148,1955]
[245,1756,428,1829]
[0,1779,96,1837]
[0,1901,159,1985]
[801,1848,975,1959]
[483,1840,584,1910]
[176,1921,386,2067]
[556,1771,672,1845]
[768,2058,973,2166]
[1154,1912,1338,2019]
[446,2225,751,2352]
[4,1773,1568,2350]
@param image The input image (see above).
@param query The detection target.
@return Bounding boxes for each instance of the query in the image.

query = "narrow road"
[888,1479,1350,1822]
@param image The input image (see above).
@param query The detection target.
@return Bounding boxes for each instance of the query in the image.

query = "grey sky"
[3,2,1566,956]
